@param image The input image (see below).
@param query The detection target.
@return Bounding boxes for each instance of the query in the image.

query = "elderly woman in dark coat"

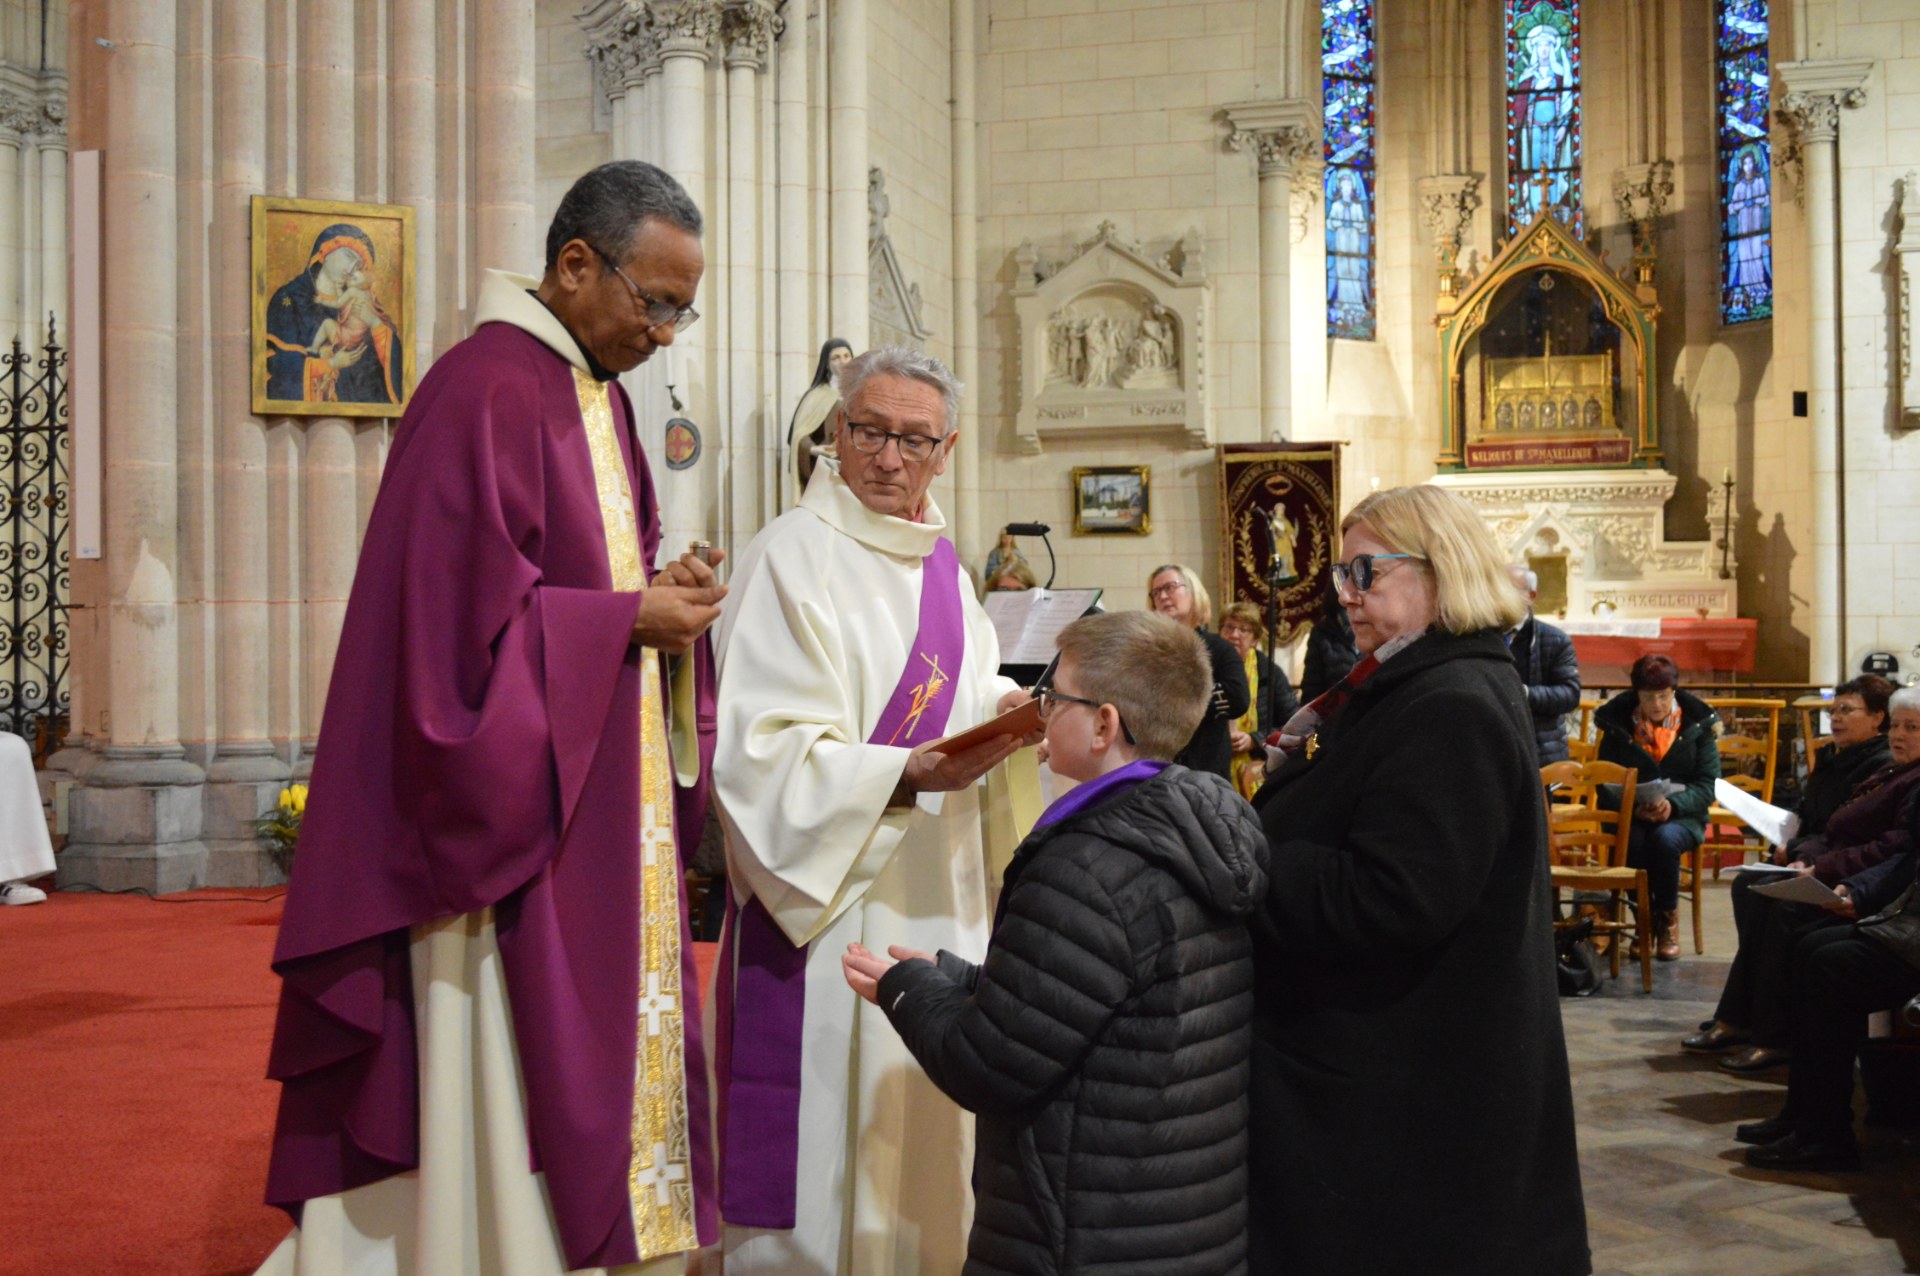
[1593,653,1722,962]
[1247,485,1589,1276]
[1686,676,1911,1071]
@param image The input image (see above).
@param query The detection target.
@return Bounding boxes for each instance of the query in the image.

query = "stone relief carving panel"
[1011,221,1208,453]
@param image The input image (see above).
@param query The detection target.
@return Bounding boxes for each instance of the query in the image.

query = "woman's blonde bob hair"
[1341,485,1528,636]
[1146,563,1213,629]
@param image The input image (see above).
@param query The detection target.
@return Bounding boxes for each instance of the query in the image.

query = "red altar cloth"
[1568,617,1758,679]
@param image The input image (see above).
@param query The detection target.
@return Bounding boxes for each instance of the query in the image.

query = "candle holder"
[1715,470,1736,580]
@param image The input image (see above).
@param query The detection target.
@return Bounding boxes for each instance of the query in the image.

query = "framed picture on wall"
[1072,465,1151,536]
[251,195,416,418]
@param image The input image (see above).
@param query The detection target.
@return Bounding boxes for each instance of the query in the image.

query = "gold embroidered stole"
[572,368,699,1258]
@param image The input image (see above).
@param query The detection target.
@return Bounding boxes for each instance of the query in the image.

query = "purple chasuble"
[261,321,718,1268]
[715,537,967,1229]
[1033,758,1170,830]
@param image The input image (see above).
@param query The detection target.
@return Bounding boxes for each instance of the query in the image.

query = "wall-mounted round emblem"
[663,418,701,470]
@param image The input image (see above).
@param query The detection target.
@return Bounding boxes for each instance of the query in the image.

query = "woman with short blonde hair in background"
[1218,601,1299,799]
[1147,563,1250,780]
[1245,484,1589,1276]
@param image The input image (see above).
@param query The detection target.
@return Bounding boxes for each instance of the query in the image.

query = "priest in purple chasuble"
[712,347,1035,1275]
[256,162,725,1276]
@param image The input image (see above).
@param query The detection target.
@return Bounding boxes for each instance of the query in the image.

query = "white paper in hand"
[1749,874,1843,907]
[1713,778,1801,849]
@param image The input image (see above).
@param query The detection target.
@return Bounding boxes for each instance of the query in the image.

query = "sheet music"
[982,588,1103,665]
[1713,778,1802,850]
[1749,874,1843,907]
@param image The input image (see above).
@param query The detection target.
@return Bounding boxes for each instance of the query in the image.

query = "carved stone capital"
[0,90,38,138]
[650,0,724,59]
[580,1,660,96]
[1612,160,1674,286]
[1221,98,1322,181]
[722,1,779,69]
[1416,173,1482,291]
[1290,158,1323,245]
[1777,59,1872,145]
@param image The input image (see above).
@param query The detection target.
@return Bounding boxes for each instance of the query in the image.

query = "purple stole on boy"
[713,537,967,1229]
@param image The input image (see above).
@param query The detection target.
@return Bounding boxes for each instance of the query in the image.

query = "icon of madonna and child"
[253,201,413,416]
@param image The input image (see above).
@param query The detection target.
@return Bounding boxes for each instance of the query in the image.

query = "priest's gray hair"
[545,161,703,271]
[836,346,964,435]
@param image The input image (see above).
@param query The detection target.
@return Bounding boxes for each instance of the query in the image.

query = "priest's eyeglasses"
[1033,681,1137,746]
[592,246,700,334]
[844,422,948,463]
[1331,552,1426,595]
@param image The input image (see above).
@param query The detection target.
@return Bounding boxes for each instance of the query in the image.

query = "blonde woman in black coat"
[1247,485,1590,1276]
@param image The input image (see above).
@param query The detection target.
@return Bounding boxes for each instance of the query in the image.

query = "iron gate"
[0,319,69,758]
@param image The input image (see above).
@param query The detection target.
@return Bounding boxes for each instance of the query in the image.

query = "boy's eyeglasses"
[1331,552,1425,594]
[843,421,947,463]
[1033,681,1137,746]
[591,245,700,334]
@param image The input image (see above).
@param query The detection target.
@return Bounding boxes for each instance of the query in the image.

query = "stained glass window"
[1717,0,1771,324]
[1323,1,1375,341]
[1505,0,1581,236]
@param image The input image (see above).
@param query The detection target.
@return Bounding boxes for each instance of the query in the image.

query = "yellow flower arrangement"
[256,782,309,872]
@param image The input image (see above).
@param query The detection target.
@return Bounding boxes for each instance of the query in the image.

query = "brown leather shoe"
[1655,910,1682,962]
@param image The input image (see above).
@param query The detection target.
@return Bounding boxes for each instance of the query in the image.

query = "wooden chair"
[1565,738,1598,763]
[1699,702,1786,948]
[1794,694,1833,776]
[1541,759,1653,993]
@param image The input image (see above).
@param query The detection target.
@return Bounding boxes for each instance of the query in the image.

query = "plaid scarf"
[1265,630,1420,770]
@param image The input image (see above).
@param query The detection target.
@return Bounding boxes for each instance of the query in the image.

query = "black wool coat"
[1176,628,1254,780]
[1246,629,1590,1276]
[1509,613,1581,763]
[1299,614,1360,704]
[1796,734,1893,841]
[878,766,1270,1276]
[1248,648,1301,738]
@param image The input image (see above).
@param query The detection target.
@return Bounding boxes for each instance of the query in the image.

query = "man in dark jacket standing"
[1507,566,1581,763]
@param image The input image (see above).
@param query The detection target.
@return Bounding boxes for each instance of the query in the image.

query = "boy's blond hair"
[1341,485,1528,635]
[1054,611,1211,761]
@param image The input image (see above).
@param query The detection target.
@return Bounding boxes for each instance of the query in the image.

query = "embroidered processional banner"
[1214,442,1343,647]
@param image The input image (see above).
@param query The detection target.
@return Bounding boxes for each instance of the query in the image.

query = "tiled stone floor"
[1563,877,1920,1275]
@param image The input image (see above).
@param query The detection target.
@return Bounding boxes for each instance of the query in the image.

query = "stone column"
[203,0,286,885]
[1226,99,1320,442]
[1611,160,1674,295]
[17,132,39,339]
[653,0,721,561]
[723,2,774,552]
[476,0,537,274]
[1778,59,1870,683]
[0,117,20,345]
[63,0,208,894]
[1416,173,1481,305]
[36,111,65,328]
[773,0,809,510]
[827,0,867,348]
[392,0,437,395]
[295,0,358,777]
[950,0,979,554]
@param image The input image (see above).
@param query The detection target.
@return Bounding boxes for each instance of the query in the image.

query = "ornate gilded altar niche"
[1436,210,1659,472]
[1010,221,1209,455]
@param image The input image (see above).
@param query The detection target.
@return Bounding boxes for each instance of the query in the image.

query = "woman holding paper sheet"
[1594,654,1722,962]
[1689,686,1920,1070]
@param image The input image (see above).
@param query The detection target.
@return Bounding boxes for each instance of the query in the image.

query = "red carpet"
[0,889,720,1276]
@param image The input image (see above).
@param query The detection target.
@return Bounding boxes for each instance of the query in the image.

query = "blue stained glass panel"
[1716,0,1771,323]
[1323,1,1375,341]
[1505,0,1582,236]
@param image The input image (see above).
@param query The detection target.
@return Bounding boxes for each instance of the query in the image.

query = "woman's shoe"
[1655,910,1682,962]
[1735,1114,1794,1145]
[1682,1024,1751,1053]
[1743,1130,1860,1172]
[1719,1046,1791,1073]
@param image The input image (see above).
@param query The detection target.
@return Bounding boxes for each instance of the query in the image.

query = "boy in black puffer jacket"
[843,611,1270,1276]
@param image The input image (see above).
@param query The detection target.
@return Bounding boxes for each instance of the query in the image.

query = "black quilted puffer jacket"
[876,765,1269,1276]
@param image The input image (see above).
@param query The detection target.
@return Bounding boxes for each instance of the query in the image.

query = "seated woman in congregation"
[1594,653,1722,962]
[1687,677,1914,1071]
[1734,810,1920,1173]
[1218,601,1300,799]
[1246,485,1588,1276]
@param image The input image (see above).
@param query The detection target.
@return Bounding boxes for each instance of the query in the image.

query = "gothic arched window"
[1505,0,1581,236]
[1717,0,1771,324]
[1323,0,1376,341]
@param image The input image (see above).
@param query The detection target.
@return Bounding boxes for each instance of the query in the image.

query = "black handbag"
[1555,916,1601,998]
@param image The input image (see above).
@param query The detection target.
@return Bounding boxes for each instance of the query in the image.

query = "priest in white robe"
[712,347,1028,1275]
